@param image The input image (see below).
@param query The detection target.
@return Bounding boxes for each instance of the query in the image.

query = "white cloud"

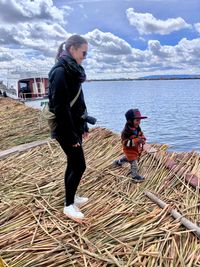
[0,48,14,62]
[0,0,65,23]
[0,0,72,59]
[148,40,170,57]
[86,35,200,79]
[194,23,200,34]
[176,38,200,61]
[126,8,191,35]
[0,22,69,56]
[86,29,132,55]
[146,38,200,72]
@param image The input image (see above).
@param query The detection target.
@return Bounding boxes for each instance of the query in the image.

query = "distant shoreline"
[87,77,200,82]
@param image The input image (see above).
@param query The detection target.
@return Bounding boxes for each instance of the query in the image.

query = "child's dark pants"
[119,156,138,177]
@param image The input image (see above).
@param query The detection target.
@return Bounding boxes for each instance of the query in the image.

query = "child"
[113,108,147,183]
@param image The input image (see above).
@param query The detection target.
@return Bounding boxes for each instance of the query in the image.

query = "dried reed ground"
[0,98,49,150]
[0,97,200,266]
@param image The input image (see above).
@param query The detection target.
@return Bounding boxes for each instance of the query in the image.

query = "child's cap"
[125,108,147,121]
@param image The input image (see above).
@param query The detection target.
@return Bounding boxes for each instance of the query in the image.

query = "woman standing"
[48,35,89,219]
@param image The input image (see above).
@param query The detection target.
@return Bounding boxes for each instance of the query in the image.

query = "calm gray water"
[83,80,200,152]
[27,79,200,152]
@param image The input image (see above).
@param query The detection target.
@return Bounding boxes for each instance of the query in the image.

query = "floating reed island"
[0,97,200,267]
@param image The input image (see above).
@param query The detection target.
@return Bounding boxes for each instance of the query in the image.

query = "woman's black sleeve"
[51,68,79,144]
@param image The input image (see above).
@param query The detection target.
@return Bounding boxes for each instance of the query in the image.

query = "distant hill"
[138,74,200,80]
[87,74,200,82]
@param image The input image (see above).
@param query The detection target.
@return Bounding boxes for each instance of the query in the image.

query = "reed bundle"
[0,98,49,150]
[0,98,200,266]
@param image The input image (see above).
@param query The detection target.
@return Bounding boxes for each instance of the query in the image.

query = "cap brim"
[135,116,147,119]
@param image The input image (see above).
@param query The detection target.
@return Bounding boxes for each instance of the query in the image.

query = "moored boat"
[1,76,48,101]
[18,77,48,100]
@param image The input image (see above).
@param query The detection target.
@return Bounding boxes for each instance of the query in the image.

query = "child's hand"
[138,137,145,145]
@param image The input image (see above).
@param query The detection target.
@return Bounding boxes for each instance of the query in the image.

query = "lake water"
[27,79,200,152]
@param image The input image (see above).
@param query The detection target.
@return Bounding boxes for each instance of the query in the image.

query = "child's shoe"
[74,195,88,205]
[63,204,84,219]
[132,175,145,183]
[112,160,122,167]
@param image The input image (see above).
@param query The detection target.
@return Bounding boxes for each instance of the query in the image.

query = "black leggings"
[56,138,86,206]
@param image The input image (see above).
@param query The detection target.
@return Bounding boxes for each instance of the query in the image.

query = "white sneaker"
[74,195,89,205]
[63,204,84,219]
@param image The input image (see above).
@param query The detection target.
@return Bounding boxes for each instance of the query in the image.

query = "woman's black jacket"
[48,58,88,145]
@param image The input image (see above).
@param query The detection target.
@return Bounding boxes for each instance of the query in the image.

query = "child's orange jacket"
[121,123,146,161]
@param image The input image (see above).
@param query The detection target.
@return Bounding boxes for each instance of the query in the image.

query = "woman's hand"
[72,142,80,147]
[82,132,89,139]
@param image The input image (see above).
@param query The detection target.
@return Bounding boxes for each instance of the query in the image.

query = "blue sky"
[0,0,200,79]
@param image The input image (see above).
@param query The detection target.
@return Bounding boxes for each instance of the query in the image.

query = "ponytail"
[55,41,66,62]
